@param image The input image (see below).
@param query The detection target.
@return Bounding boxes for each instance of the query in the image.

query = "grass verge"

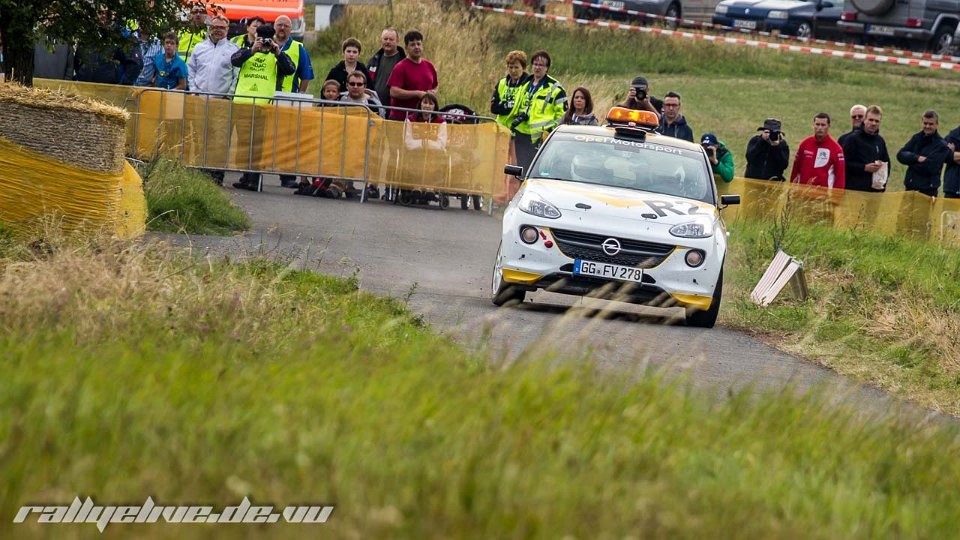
[142,159,250,235]
[724,215,960,414]
[1,231,960,538]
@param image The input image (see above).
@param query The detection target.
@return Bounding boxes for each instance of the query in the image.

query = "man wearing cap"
[842,105,890,193]
[617,76,661,115]
[701,133,734,183]
[838,104,866,147]
[790,112,845,189]
[745,118,790,181]
[655,91,693,142]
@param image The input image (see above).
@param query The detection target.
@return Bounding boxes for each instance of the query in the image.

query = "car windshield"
[530,132,716,204]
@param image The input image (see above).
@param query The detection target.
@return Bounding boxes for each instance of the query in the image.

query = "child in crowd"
[405,93,447,151]
[321,79,341,101]
[153,32,187,90]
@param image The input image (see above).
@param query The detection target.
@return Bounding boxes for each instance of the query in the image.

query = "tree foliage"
[0,0,202,85]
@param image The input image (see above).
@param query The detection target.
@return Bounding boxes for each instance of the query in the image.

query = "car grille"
[550,228,675,268]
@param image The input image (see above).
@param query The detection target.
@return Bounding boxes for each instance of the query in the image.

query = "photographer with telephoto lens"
[616,76,661,115]
[745,118,790,181]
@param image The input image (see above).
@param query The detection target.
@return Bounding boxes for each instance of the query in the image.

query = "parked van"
[837,0,959,54]
[208,0,306,41]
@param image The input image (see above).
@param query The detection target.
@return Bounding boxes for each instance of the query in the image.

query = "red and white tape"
[472,3,960,72]
[552,0,960,63]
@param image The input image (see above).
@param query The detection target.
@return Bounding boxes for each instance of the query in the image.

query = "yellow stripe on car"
[670,292,713,310]
[502,268,544,284]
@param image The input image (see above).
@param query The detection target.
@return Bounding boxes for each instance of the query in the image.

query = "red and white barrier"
[472,3,960,72]
[551,0,960,63]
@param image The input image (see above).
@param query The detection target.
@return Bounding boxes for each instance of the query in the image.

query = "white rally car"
[491,108,740,328]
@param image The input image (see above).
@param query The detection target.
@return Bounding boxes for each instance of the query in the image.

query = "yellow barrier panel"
[34,80,513,200]
[0,137,145,240]
[719,178,960,246]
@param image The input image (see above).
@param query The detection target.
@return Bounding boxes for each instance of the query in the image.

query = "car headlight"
[518,192,561,219]
[768,10,789,19]
[670,221,715,238]
[715,5,728,14]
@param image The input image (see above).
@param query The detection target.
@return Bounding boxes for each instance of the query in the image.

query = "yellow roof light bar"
[606,107,660,129]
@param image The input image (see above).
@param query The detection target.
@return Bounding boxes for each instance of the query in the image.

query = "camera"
[633,86,647,101]
[769,130,781,142]
[260,38,274,48]
[510,112,529,131]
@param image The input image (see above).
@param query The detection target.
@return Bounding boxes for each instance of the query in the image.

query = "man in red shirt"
[386,30,438,120]
[790,112,846,190]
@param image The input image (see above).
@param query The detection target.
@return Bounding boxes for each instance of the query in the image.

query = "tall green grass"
[724,216,960,413]
[142,159,250,235]
[2,237,960,538]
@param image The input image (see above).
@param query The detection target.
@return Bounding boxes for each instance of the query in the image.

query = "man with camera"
[744,118,790,181]
[701,133,734,183]
[230,24,297,191]
[841,105,890,193]
[617,76,661,115]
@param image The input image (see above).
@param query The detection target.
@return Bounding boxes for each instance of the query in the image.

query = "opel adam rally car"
[491,108,740,328]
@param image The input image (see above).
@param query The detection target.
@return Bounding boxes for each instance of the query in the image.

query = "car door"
[813,0,846,40]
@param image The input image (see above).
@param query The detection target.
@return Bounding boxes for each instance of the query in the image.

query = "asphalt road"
[172,175,945,421]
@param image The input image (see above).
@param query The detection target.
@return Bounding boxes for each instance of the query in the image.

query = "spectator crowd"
[20,4,960,201]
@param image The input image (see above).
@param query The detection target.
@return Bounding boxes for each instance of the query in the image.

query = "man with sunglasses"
[179,4,208,63]
[338,71,384,117]
[838,104,866,147]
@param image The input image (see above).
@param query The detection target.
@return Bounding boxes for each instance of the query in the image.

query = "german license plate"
[734,19,757,29]
[869,24,896,36]
[601,0,625,9]
[573,259,644,283]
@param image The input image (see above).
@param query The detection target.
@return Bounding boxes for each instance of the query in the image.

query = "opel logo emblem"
[602,238,621,256]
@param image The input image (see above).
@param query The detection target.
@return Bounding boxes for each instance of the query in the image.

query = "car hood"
[523,178,719,230]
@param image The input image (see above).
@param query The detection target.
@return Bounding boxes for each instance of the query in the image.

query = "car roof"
[552,123,706,154]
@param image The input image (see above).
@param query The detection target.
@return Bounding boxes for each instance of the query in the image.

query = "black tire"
[439,194,450,210]
[491,244,527,307]
[665,3,681,29]
[930,24,956,55]
[472,195,483,211]
[795,22,813,39]
[685,269,723,328]
[460,195,469,210]
[399,190,412,205]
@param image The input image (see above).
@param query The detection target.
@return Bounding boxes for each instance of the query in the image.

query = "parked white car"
[491,108,740,328]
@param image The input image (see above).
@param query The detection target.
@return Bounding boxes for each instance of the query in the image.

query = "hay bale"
[0,83,129,174]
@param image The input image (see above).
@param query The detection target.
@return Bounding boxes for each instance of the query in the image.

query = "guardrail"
[38,84,509,206]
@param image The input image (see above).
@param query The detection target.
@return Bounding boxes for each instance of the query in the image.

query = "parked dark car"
[837,0,959,54]
[713,0,846,39]
[572,0,684,23]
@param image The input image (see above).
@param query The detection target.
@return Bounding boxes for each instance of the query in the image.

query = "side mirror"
[504,164,524,177]
[720,194,741,207]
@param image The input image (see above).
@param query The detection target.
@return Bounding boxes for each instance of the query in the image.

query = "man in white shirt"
[187,15,239,184]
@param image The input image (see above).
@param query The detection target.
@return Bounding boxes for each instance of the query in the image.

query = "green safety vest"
[495,76,526,129]
[279,40,302,93]
[178,28,206,61]
[511,75,566,142]
[234,52,278,105]
[231,34,251,48]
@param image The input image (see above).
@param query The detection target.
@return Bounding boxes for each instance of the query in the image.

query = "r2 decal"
[644,199,705,218]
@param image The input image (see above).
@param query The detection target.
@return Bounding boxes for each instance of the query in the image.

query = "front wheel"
[685,269,723,328]
[930,25,956,55]
[491,244,527,307]
[795,22,813,39]
[472,194,483,211]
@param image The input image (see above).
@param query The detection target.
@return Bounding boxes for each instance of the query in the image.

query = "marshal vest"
[234,52,278,105]
[178,28,206,61]
[279,40,303,93]
[511,75,566,142]
[495,77,526,129]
